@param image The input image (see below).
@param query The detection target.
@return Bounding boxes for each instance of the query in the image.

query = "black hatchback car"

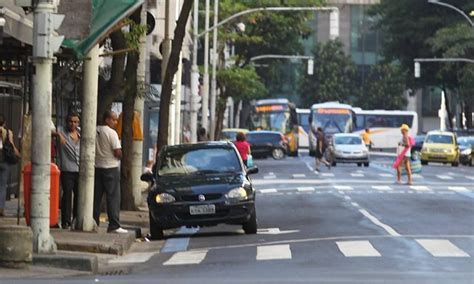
[247,131,288,160]
[142,142,259,239]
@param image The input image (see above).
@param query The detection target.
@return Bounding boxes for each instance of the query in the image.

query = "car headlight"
[155,192,176,203]
[461,148,472,155]
[443,149,453,153]
[226,187,248,200]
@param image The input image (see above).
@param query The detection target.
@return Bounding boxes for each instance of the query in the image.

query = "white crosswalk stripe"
[336,241,381,257]
[260,189,277,194]
[163,250,208,265]
[297,187,315,192]
[257,245,292,260]
[321,173,335,177]
[437,175,453,180]
[416,239,470,257]
[108,252,156,264]
[410,185,430,191]
[333,185,353,191]
[293,174,306,178]
[372,185,393,191]
[448,186,469,193]
[351,173,365,177]
[466,176,474,181]
[379,173,393,177]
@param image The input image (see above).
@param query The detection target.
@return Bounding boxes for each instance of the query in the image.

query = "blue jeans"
[0,162,11,210]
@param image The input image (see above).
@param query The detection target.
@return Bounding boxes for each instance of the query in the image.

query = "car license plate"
[189,204,215,215]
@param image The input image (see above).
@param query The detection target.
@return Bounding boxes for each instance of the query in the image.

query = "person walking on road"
[0,114,20,217]
[94,110,128,234]
[395,124,413,185]
[361,128,373,149]
[57,112,81,229]
[234,132,251,167]
[314,127,331,172]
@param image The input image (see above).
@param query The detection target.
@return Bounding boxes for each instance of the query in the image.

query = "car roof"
[426,130,455,136]
[248,130,282,135]
[163,141,235,151]
[333,133,361,138]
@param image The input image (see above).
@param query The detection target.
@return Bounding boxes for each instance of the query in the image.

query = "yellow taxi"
[219,128,249,141]
[421,130,460,167]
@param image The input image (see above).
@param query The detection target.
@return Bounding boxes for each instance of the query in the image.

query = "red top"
[234,141,250,161]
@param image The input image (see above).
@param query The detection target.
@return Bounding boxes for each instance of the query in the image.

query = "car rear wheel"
[243,209,257,234]
[452,161,459,167]
[272,148,285,160]
[149,212,164,240]
[357,163,362,167]
[421,160,428,165]
[364,162,369,167]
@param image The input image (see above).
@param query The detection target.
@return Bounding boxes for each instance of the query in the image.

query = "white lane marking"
[336,241,381,257]
[293,174,306,178]
[379,173,393,177]
[437,175,453,180]
[257,245,292,260]
[263,175,276,179]
[258,228,299,235]
[297,187,314,192]
[108,252,156,264]
[351,202,360,207]
[260,189,277,194]
[372,185,393,191]
[334,185,353,191]
[448,186,469,193]
[466,176,474,181]
[416,239,470,257]
[359,209,401,237]
[268,172,275,175]
[321,173,335,177]
[413,174,423,179]
[448,172,456,176]
[351,173,365,177]
[163,250,208,265]
[410,185,430,191]
[344,196,352,200]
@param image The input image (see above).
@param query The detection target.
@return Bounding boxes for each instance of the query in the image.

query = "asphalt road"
[34,152,474,283]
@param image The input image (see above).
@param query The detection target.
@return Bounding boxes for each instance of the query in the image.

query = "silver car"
[331,133,369,167]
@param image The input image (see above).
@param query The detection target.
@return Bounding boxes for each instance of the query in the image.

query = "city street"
[75,152,474,283]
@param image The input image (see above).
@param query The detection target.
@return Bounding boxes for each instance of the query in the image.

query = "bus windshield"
[250,111,290,133]
[312,108,353,134]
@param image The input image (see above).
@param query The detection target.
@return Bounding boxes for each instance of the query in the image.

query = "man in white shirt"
[93,110,127,234]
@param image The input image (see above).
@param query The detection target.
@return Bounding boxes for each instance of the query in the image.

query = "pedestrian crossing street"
[160,238,472,266]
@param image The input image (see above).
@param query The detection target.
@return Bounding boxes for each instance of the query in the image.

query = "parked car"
[411,135,425,156]
[142,141,259,240]
[458,136,474,166]
[421,130,460,167]
[219,128,249,141]
[246,131,288,160]
[331,133,369,167]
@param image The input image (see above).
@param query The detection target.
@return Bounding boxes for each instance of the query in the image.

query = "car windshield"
[425,134,453,144]
[458,137,474,147]
[335,136,362,145]
[247,133,280,143]
[158,147,241,176]
[221,131,237,140]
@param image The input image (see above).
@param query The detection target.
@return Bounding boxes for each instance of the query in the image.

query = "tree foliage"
[299,40,355,106]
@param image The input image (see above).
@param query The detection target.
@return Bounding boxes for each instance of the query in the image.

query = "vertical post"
[132,2,147,206]
[76,44,100,232]
[162,0,172,144]
[329,8,339,40]
[190,0,199,143]
[202,0,210,132]
[175,53,183,144]
[209,0,218,140]
[30,0,58,253]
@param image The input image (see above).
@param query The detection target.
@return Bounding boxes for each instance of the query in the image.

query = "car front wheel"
[149,212,164,240]
[272,148,285,160]
[243,209,257,234]
[364,162,369,167]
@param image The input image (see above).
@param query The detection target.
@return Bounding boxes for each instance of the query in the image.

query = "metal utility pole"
[162,0,173,144]
[173,0,183,145]
[209,0,218,140]
[76,44,100,232]
[31,0,64,253]
[190,0,199,142]
[202,0,210,132]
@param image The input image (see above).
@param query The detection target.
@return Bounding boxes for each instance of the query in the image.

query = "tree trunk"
[97,30,127,119]
[214,94,227,139]
[120,9,141,211]
[156,0,193,154]
[465,97,473,129]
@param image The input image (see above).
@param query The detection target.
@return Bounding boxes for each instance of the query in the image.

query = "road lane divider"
[415,239,470,257]
[359,209,401,237]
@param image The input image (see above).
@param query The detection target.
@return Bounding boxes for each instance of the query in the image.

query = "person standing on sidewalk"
[0,114,20,217]
[314,127,331,172]
[57,112,81,229]
[94,110,128,234]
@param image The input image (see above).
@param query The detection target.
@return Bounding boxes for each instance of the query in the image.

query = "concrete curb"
[33,252,98,273]
[54,232,136,256]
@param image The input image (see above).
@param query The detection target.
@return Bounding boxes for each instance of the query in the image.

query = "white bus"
[308,102,356,156]
[353,109,418,150]
[296,108,310,148]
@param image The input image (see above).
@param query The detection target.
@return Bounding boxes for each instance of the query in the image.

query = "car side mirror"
[246,166,259,175]
[141,172,154,183]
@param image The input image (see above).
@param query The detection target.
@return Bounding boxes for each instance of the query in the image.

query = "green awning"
[63,0,143,58]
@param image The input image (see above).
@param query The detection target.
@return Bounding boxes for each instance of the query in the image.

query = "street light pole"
[190,0,199,142]
[209,0,218,140]
[427,0,474,27]
[202,0,210,133]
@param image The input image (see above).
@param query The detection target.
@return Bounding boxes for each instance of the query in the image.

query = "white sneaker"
[110,227,128,234]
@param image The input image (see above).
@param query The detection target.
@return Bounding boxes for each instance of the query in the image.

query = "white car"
[331,133,369,167]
